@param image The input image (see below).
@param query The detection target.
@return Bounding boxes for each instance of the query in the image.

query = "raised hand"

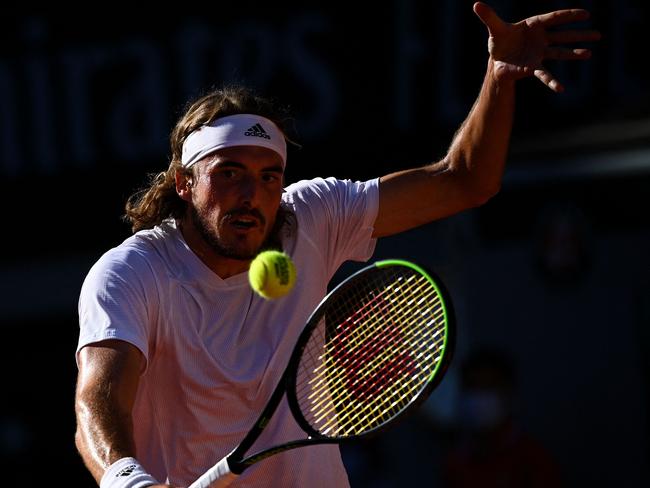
[473,2,601,92]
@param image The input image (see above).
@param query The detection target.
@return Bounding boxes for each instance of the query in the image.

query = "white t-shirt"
[77,177,379,487]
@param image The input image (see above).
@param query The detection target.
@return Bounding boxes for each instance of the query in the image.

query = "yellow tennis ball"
[249,250,297,300]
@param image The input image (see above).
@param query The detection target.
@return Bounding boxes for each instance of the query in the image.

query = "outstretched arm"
[75,340,171,487]
[373,2,600,238]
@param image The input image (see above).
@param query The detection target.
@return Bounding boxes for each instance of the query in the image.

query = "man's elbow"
[444,157,502,209]
[464,181,501,208]
[475,182,501,205]
[75,427,85,454]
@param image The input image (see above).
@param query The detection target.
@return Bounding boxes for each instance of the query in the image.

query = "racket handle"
[188,457,239,488]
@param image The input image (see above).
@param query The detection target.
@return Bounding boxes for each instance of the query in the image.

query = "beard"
[190,206,262,261]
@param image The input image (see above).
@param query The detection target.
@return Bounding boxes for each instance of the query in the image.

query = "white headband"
[181,114,287,169]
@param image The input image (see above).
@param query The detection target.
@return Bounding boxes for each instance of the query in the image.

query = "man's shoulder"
[93,222,177,275]
[284,176,336,195]
[283,176,378,209]
[282,177,352,205]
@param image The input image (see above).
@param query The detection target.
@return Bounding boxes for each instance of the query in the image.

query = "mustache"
[225,208,266,226]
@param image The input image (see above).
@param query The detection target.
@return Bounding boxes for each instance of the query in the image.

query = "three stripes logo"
[116,464,137,477]
[244,123,271,140]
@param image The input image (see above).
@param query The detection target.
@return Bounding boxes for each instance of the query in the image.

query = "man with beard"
[74,4,599,487]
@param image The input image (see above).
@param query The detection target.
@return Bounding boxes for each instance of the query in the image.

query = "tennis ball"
[249,250,297,300]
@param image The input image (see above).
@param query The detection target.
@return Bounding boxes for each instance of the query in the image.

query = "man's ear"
[175,169,193,202]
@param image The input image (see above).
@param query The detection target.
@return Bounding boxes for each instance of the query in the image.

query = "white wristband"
[100,457,159,488]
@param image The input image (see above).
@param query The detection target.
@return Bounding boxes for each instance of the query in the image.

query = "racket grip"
[188,457,239,488]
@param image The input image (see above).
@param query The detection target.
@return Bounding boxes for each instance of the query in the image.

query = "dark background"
[1,1,648,486]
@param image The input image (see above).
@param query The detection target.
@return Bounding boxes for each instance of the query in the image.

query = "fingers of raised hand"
[547,29,601,44]
[536,15,600,68]
[527,9,590,28]
[544,47,592,61]
[534,69,563,93]
[473,2,505,36]
[543,25,600,64]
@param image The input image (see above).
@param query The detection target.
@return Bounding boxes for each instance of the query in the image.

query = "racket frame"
[225,259,455,474]
[286,259,455,441]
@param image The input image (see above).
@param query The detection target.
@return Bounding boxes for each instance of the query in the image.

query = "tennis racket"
[189,259,455,488]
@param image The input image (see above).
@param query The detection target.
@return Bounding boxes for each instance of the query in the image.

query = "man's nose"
[238,176,259,205]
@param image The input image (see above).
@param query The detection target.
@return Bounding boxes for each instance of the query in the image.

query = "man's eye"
[263,174,279,182]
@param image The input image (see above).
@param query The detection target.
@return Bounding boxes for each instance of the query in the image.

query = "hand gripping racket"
[189,259,455,487]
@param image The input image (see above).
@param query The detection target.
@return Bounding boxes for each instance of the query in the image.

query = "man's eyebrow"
[211,160,246,169]
[262,164,284,174]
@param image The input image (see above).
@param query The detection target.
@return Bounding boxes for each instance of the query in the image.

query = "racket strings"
[312,345,441,436]
[295,267,448,438]
[311,272,441,433]
[307,307,446,434]
[298,275,425,397]
[306,289,436,389]
[312,271,435,378]
[299,291,445,410]
[303,274,443,392]
[312,278,442,375]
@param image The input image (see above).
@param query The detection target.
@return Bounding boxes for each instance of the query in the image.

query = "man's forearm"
[445,57,516,201]
[75,395,138,484]
[75,341,144,484]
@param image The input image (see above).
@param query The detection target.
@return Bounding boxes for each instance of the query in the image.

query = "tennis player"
[74,4,599,487]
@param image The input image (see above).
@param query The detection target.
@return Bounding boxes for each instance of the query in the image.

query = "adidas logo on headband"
[244,123,271,140]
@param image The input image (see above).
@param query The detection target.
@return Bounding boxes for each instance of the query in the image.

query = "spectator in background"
[443,348,562,488]
[535,201,592,286]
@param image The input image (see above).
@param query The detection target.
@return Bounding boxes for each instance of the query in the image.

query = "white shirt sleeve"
[285,177,379,278]
[76,244,156,368]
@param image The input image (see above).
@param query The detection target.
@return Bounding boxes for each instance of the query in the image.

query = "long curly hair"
[123,85,292,233]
